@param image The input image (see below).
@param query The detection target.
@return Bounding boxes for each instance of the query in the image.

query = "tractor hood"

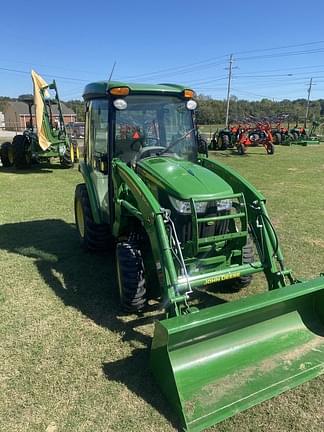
[137,157,233,200]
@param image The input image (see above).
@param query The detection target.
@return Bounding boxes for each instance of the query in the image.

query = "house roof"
[6,100,76,116]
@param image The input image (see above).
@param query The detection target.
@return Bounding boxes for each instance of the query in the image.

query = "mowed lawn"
[0,145,324,432]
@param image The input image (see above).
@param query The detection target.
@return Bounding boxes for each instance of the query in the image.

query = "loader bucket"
[150,278,324,432]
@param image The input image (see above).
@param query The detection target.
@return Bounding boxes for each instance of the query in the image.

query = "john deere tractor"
[0,71,76,169]
[74,81,324,432]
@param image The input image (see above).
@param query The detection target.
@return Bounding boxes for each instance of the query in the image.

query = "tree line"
[195,95,324,125]
[1,95,324,125]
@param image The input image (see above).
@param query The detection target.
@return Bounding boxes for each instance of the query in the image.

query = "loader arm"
[112,158,188,315]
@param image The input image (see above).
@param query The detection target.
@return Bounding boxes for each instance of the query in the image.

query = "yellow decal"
[204,272,240,285]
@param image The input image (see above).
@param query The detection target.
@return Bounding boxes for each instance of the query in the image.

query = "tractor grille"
[170,194,247,256]
[174,209,230,245]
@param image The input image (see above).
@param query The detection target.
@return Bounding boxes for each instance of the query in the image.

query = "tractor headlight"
[216,199,232,211]
[169,196,207,214]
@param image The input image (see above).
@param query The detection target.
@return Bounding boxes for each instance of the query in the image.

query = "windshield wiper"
[158,128,195,156]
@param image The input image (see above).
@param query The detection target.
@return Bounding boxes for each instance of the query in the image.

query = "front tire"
[116,241,147,312]
[237,143,246,155]
[231,237,254,291]
[74,183,111,251]
[0,142,14,167]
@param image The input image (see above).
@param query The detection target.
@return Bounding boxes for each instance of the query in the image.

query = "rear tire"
[273,132,281,145]
[0,142,14,167]
[74,183,111,251]
[210,134,217,150]
[72,140,80,162]
[60,144,74,168]
[221,134,230,150]
[116,241,147,312]
[266,142,275,154]
[12,135,32,168]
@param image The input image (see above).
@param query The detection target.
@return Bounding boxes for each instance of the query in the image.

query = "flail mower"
[74,80,324,431]
[288,121,320,146]
[272,114,321,146]
[0,71,77,169]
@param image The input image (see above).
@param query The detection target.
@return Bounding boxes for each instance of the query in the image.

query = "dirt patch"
[304,238,324,248]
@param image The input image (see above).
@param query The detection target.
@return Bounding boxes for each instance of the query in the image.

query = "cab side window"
[88,99,109,167]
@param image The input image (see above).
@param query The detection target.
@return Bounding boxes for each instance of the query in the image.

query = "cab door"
[85,98,109,222]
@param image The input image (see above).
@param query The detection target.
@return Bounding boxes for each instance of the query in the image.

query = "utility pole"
[225,54,233,129]
[304,77,313,128]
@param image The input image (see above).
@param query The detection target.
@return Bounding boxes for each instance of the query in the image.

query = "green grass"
[0,147,324,432]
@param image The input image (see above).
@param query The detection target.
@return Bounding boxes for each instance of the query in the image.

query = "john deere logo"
[204,272,240,285]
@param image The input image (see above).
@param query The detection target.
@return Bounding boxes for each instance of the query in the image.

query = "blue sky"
[1,0,324,101]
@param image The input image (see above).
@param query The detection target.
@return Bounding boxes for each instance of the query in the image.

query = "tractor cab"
[82,82,204,172]
[112,92,199,166]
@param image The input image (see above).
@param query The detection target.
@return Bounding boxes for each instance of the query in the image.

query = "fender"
[78,160,102,224]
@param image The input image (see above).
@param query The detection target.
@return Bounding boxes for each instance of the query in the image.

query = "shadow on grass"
[0,162,78,174]
[0,166,54,174]
[210,148,274,157]
[0,219,151,342]
[0,218,180,429]
[102,349,179,429]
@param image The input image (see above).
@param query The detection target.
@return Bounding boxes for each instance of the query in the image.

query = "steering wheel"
[130,137,160,150]
[133,146,166,162]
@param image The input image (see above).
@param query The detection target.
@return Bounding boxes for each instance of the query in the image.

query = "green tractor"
[74,81,324,432]
[210,127,235,150]
[0,71,76,169]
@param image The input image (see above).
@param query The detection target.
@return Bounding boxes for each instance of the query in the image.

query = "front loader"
[74,80,324,432]
[1,71,76,169]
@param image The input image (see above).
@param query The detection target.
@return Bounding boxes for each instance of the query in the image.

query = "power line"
[0,66,89,83]
[121,56,229,80]
[232,40,324,55]
[122,40,324,80]
[236,48,324,61]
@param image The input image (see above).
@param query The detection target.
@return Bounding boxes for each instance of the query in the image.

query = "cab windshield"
[114,95,196,163]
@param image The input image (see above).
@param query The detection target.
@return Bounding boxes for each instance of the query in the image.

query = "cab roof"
[83,81,190,100]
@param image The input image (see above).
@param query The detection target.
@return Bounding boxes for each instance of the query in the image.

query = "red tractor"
[235,120,274,155]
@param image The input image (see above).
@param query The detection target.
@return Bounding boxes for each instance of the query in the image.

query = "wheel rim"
[76,199,85,238]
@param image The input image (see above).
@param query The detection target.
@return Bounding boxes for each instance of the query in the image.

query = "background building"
[4,101,76,131]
